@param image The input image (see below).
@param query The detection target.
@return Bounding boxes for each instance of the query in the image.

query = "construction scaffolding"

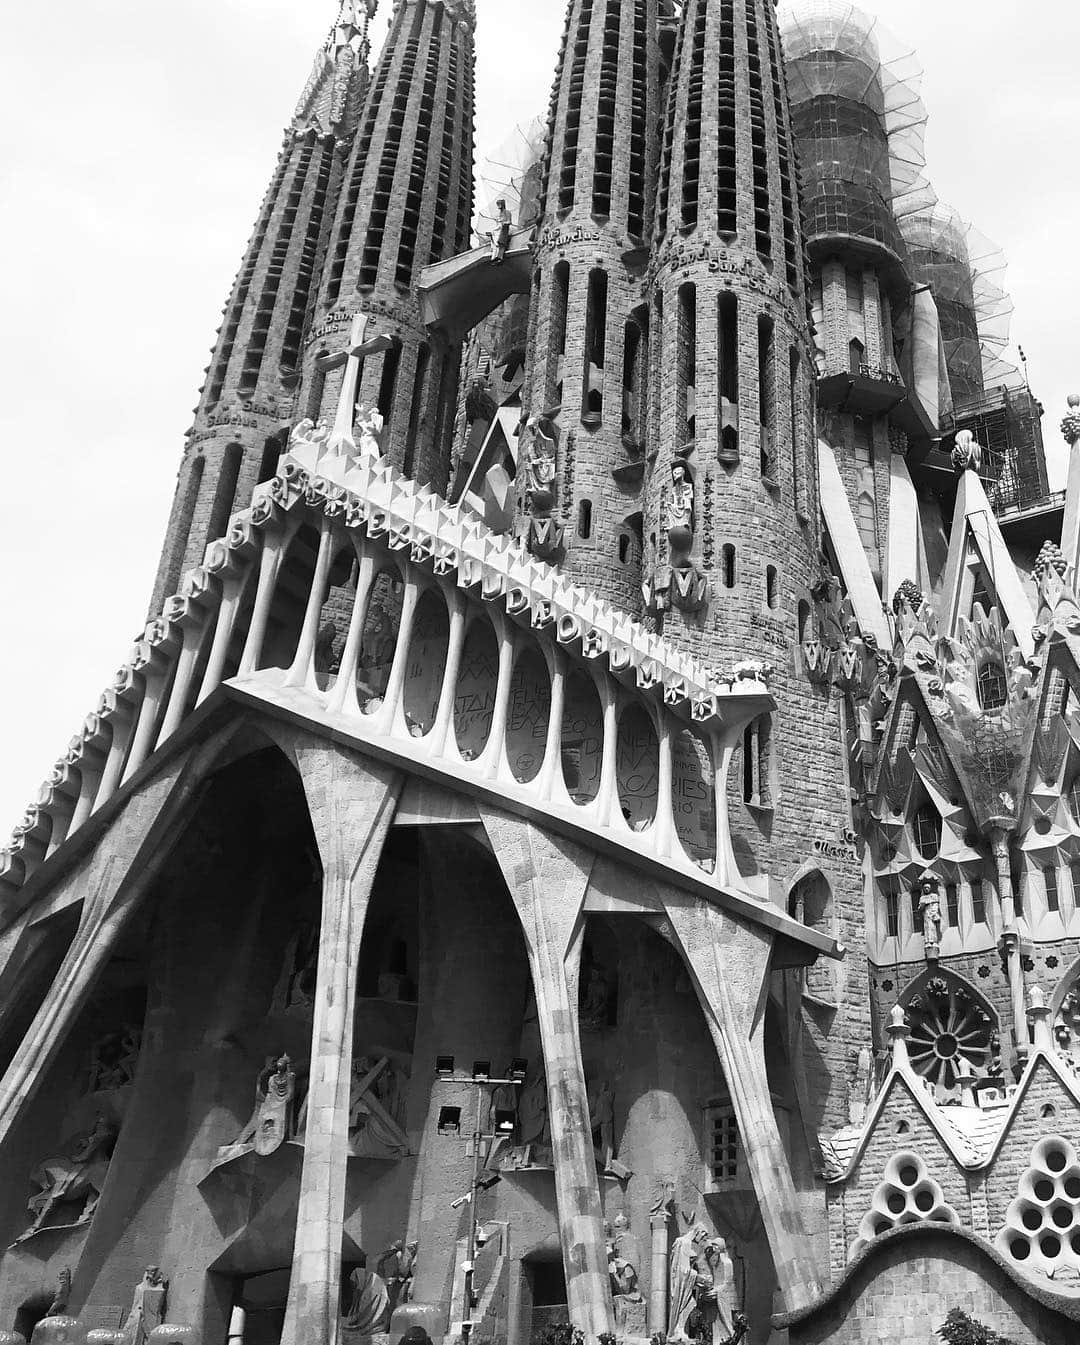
[780,0,932,274]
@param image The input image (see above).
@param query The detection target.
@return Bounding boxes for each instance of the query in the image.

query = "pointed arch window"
[913,805,941,859]
[977,659,1008,712]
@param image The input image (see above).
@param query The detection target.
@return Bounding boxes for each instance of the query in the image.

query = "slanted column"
[661,892,823,1312]
[278,738,401,1345]
[0,737,224,1151]
[478,806,615,1342]
[1060,395,1080,571]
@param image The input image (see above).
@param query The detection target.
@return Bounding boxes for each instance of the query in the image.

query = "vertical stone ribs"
[762,0,800,293]
[716,0,737,235]
[744,0,771,261]
[592,0,621,218]
[559,0,593,212]
[627,0,649,237]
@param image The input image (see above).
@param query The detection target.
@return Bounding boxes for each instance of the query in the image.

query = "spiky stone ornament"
[1062,393,1080,447]
[1034,540,1067,583]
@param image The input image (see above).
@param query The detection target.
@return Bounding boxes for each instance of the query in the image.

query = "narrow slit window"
[758,315,775,480]
[884,892,899,939]
[722,545,736,589]
[582,269,607,424]
[578,499,592,539]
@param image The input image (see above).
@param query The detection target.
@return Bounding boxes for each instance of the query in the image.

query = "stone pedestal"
[29,1320,81,1345]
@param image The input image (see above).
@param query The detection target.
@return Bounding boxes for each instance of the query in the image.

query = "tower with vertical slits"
[643,0,814,668]
[150,2,376,616]
[303,0,476,490]
[518,0,661,612]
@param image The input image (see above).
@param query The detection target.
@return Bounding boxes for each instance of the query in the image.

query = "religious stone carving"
[580,961,614,1031]
[1061,393,1080,448]
[375,1240,418,1317]
[348,1054,410,1158]
[341,1254,391,1337]
[86,1028,142,1093]
[667,461,695,551]
[496,1065,550,1169]
[916,877,942,953]
[891,580,924,617]
[671,564,710,614]
[587,1077,616,1173]
[688,1238,737,1345]
[274,920,320,1014]
[526,515,565,563]
[523,412,560,515]
[354,406,385,461]
[290,418,331,461]
[668,1223,711,1341]
[609,1252,646,1336]
[950,429,982,475]
[122,1268,168,1345]
[218,1055,297,1163]
[18,1114,117,1241]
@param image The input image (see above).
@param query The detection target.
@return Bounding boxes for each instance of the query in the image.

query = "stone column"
[659,888,823,1313]
[275,735,402,1345]
[478,806,615,1342]
[0,735,226,1150]
[648,1205,672,1334]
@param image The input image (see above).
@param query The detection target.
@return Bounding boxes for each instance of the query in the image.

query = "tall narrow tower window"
[681,0,708,229]
[404,344,432,478]
[549,261,571,407]
[622,320,643,441]
[206,444,245,547]
[849,338,865,376]
[744,0,772,260]
[678,284,697,446]
[258,438,282,485]
[763,0,799,290]
[717,0,737,235]
[559,0,594,213]
[766,565,779,610]
[627,0,649,237]
[718,292,739,458]
[592,0,621,219]
[722,544,736,589]
[758,315,775,480]
[377,345,402,436]
[789,346,802,504]
[578,499,593,539]
[582,269,607,425]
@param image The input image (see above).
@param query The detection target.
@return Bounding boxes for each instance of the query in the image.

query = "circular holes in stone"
[914,1189,934,1214]
[1022,1207,1043,1232]
[505,639,552,784]
[898,1165,919,1188]
[1065,1176,1080,1200]
[1051,1205,1073,1230]
[874,1220,891,1237]
[1047,1148,1068,1174]
[616,704,659,832]
[886,1192,906,1215]
[1041,1234,1062,1258]
[1010,1238,1030,1261]
[1035,1178,1055,1203]
[1072,1232,1080,1255]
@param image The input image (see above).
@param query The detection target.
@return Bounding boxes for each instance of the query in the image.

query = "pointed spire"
[1028,985,1053,1052]
[887,1005,912,1070]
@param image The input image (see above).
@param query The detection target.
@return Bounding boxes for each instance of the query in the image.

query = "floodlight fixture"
[438,1105,462,1136]
[476,1171,501,1192]
[472,1059,491,1081]
[508,1057,528,1083]
[436,1055,455,1077]
[494,1109,517,1134]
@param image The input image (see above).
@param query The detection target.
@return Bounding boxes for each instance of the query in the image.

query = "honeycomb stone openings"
[996,1136,1080,1280]
[849,1151,960,1262]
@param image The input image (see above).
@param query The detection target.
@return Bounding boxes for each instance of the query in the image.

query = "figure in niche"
[122,1267,168,1345]
[314,621,342,681]
[667,460,695,551]
[220,1055,297,1161]
[579,956,615,1031]
[376,1240,418,1317]
[274,921,320,1014]
[86,1027,142,1093]
[19,1113,117,1241]
[917,877,942,951]
[342,1252,391,1337]
[668,1223,712,1341]
[497,1065,550,1169]
[347,1054,410,1158]
[587,1077,618,1174]
[357,577,403,708]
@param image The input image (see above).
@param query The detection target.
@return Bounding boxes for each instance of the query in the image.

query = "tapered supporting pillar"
[478,806,615,1343]
[660,890,824,1313]
[0,733,228,1151]
[649,1206,671,1334]
[275,735,402,1345]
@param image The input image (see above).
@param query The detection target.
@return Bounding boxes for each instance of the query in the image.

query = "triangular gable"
[817,438,891,648]
[1017,638,1080,806]
[982,1050,1080,1170]
[940,468,1036,658]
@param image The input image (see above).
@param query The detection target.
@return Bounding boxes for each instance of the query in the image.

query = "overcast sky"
[0,0,1077,833]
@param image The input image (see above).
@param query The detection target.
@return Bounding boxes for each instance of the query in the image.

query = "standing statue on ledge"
[123,1267,168,1345]
[687,1238,736,1345]
[253,1056,297,1156]
[376,1240,418,1317]
[342,1253,390,1336]
[917,877,942,951]
[667,461,695,551]
[668,1223,711,1341]
[490,199,513,264]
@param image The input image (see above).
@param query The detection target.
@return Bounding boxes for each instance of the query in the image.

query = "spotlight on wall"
[438,1105,462,1136]
[508,1057,528,1083]
[493,1109,517,1135]
[472,1060,491,1081]
[476,1172,501,1192]
[436,1055,455,1077]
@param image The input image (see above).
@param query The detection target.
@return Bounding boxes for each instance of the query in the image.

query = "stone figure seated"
[342,1255,391,1338]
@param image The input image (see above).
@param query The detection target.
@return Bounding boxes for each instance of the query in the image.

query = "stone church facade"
[0,2,1078,1344]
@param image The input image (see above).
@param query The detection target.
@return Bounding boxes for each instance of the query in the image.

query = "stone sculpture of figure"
[689,1238,735,1345]
[87,1028,141,1093]
[20,1114,117,1240]
[48,1269,72,1318]
[668,1223,711,1341]
[251,1056,296,1156]
[587,1077,616,1172]
[346,1055,410,1158]
[609,1255,647,1335]
[849,1045,873,1126]
[917,878,942,949]
[354,406,385,460]
[950,429,982,475]
[490,199,513,264]
[580,963,612,1030]
[123,1267,168,1345]
[612,1211,643,1282]
[342,1254,391,1336]
[376,1241,418,1316]
[524,413,560,514]
[667,461,694,551]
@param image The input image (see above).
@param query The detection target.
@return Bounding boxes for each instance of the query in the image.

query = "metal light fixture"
[436,1055,455,1076]
[493,1108,516,1134]
[437,1105,462,1136]
[508,1057,527,1083]
[471,1060,491,1081]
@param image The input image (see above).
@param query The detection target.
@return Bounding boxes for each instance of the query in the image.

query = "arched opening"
[206,444,245,548]
[671,728,716,871]
[548,260,570,407]
[582,269,607,425]
[977,659,1008,712]
[788,872,834,1003]
[313,544,358,691]
[758,315,775,481]
[505,639,552,784]
[356,567,405,712]
[718,292,739,460]
[616,704,659,831]
[560,670,603,804]
[912,804,941,859]
[453,617,499,762]
[765,564,779,610]
[678,282,697,446]
[402,587,450,737]
[798,599,812,643]
[741,715,772,809]
[577,499,593,540]
[722,545,736,589]
[261,524,323,672]
[848,337,865,376]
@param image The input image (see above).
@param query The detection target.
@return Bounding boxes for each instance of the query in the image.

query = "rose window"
[905,977,993,1095]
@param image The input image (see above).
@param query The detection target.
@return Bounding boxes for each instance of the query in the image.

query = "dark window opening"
[578,499,593,540]
[206,443,244,546]
[766,564,778,610]
[977,660,1008,712]
[583,269,607,424]
[718,292,738,458]
[678,283,697,445]
[722,544,736,589]
[758,315,775,480]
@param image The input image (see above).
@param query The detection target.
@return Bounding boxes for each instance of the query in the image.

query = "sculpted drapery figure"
[20,1114,117,1241]
[667,461,695,551]
[668,1223,711,1341]
[342,1254,391,1336]
[122,1267,168,1345]
[524,412,560,515]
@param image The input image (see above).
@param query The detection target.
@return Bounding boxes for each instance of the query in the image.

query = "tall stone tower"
[303,0,476,489]
[643,0,813,664]
[150,1,377,614]
[518,0,662,611]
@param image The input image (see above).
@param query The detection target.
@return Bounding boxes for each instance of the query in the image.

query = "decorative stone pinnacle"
[1028,985,1053,1051]
[1034,539,1068,583]
[1062,393,1080,447]
[891,579,924,617]
[957,1056,977,1107]
[887,1005,911,1069]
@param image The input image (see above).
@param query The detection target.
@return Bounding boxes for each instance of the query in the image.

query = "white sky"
[0,0,1077,832]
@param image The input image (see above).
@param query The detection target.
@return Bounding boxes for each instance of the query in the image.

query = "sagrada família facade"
[1,2,1078,1343]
